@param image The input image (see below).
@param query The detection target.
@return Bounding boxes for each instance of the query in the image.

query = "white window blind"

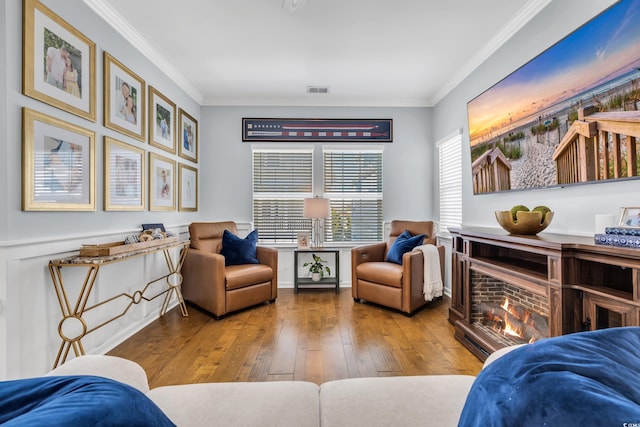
[438,131,463,234]
[323,149,383,242]
[252,149,313,242]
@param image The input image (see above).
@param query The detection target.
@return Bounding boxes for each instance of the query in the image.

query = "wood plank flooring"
[107,289,482,388]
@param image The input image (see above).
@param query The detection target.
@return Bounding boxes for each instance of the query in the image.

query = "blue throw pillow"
[220,229,259,266]
[0,375,175,426]
[386,229,425,264]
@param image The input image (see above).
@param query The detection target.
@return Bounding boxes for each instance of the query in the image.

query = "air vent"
[307,86,330,94]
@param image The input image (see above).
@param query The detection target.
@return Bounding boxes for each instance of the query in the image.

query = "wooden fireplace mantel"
[448,226,640,361]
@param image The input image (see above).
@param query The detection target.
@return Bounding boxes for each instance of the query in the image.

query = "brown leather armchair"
[181,222,278,319]
[351,220,445,315]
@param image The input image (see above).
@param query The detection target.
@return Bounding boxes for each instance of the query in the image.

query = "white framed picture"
[297,232,311,249]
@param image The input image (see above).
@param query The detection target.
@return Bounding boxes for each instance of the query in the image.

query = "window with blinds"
[323,149,383,242]
[252,149,313,242]
[438,131,463,235]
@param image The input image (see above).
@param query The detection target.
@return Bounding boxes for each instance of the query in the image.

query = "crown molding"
[83,0,204,104]
[430,0,551,106]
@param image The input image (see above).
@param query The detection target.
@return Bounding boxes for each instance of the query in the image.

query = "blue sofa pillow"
[386,229,425,264]
[458,327,640,426]
[220,229,259,266]
[0,375,175,426]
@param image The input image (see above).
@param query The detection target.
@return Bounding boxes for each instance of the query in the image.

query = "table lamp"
[303,196,330,248]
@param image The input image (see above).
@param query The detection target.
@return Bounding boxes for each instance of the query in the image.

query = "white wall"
[0,0,202,379]
[198,105,437,294]
[432,0,638,235]
[199,106,434,223]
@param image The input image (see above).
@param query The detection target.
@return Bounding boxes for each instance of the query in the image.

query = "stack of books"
[594,227,640,248]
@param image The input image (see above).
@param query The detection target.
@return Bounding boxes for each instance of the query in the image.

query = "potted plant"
[304,253,331,282]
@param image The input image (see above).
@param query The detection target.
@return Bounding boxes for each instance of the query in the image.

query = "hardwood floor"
[108,289,482,388]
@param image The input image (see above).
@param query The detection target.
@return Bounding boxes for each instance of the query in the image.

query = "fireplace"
[471,272,549,347]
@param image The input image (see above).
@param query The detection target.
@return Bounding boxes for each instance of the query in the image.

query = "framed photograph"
[467,0,640,194]
[178,108,198,162]
[149,86,176,153]
[149,152,175,211]
[297,232,311,249]
[23,0,96,121]
[178,163,198,212]
[142,223,166,232]
[22,107,95,211]
[619,207,640,228]
[104,136,145,211]
[104,51,146,141]
[242,118,393,142]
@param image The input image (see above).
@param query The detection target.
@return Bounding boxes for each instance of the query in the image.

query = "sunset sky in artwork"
[468,0,640,146]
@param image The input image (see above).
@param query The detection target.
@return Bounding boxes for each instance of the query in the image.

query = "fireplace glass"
[471,272,550,346]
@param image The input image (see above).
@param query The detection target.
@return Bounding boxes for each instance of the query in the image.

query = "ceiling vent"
[307,86,330,94]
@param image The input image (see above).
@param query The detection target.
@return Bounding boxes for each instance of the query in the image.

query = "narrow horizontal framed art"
[104,136,145,211]
[23,0,96,121]
[242,118,393,142]
[22,107,95,211]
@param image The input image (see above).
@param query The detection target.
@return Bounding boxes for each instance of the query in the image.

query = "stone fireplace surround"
[448,226,640,361]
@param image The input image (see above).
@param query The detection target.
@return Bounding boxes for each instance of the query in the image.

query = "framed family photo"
[104,52,146,141]
[149,152,175,211]
[178,108,198,162]
[149,86,176,154]
[23,0,96,121]
[178,163,198,211]
[104,136,145,211]
[297,232,311,249]
[22,107,95,211]
[619,207,640,228]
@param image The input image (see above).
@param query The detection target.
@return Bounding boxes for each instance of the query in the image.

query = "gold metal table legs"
[48,244,189,368]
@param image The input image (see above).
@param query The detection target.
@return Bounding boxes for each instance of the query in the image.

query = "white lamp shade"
[304,197,330,219]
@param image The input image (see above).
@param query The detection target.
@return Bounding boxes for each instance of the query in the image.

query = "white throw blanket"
[414,244,443,301]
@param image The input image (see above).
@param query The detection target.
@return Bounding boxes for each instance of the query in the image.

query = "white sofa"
[44,346,519,427]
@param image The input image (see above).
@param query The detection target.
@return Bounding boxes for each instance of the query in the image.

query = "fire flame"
[496,298,533,341]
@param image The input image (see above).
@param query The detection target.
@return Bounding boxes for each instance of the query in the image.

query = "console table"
[294,249,340,293]
[449,226,640,360]
[48,239,190,368]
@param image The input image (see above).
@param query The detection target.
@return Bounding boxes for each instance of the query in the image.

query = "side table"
[294,249,340,293]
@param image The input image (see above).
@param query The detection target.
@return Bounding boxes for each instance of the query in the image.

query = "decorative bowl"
[495,210,554,235]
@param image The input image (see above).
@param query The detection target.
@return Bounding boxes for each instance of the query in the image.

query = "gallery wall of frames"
[21,0,199,213]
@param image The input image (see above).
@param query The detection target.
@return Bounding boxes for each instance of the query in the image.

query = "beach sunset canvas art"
[468,0,640,194]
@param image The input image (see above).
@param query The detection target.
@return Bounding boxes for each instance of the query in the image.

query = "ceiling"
[85,0,550,107]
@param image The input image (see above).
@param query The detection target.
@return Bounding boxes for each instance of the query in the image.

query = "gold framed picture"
[22,107,95,211]
[178,108,198,162]
[104,51,146,141]
[149,152,175,211]
[104,136,145,211]
[178,163,198,212]
[23,0,96,121]
[149,86,176,154]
